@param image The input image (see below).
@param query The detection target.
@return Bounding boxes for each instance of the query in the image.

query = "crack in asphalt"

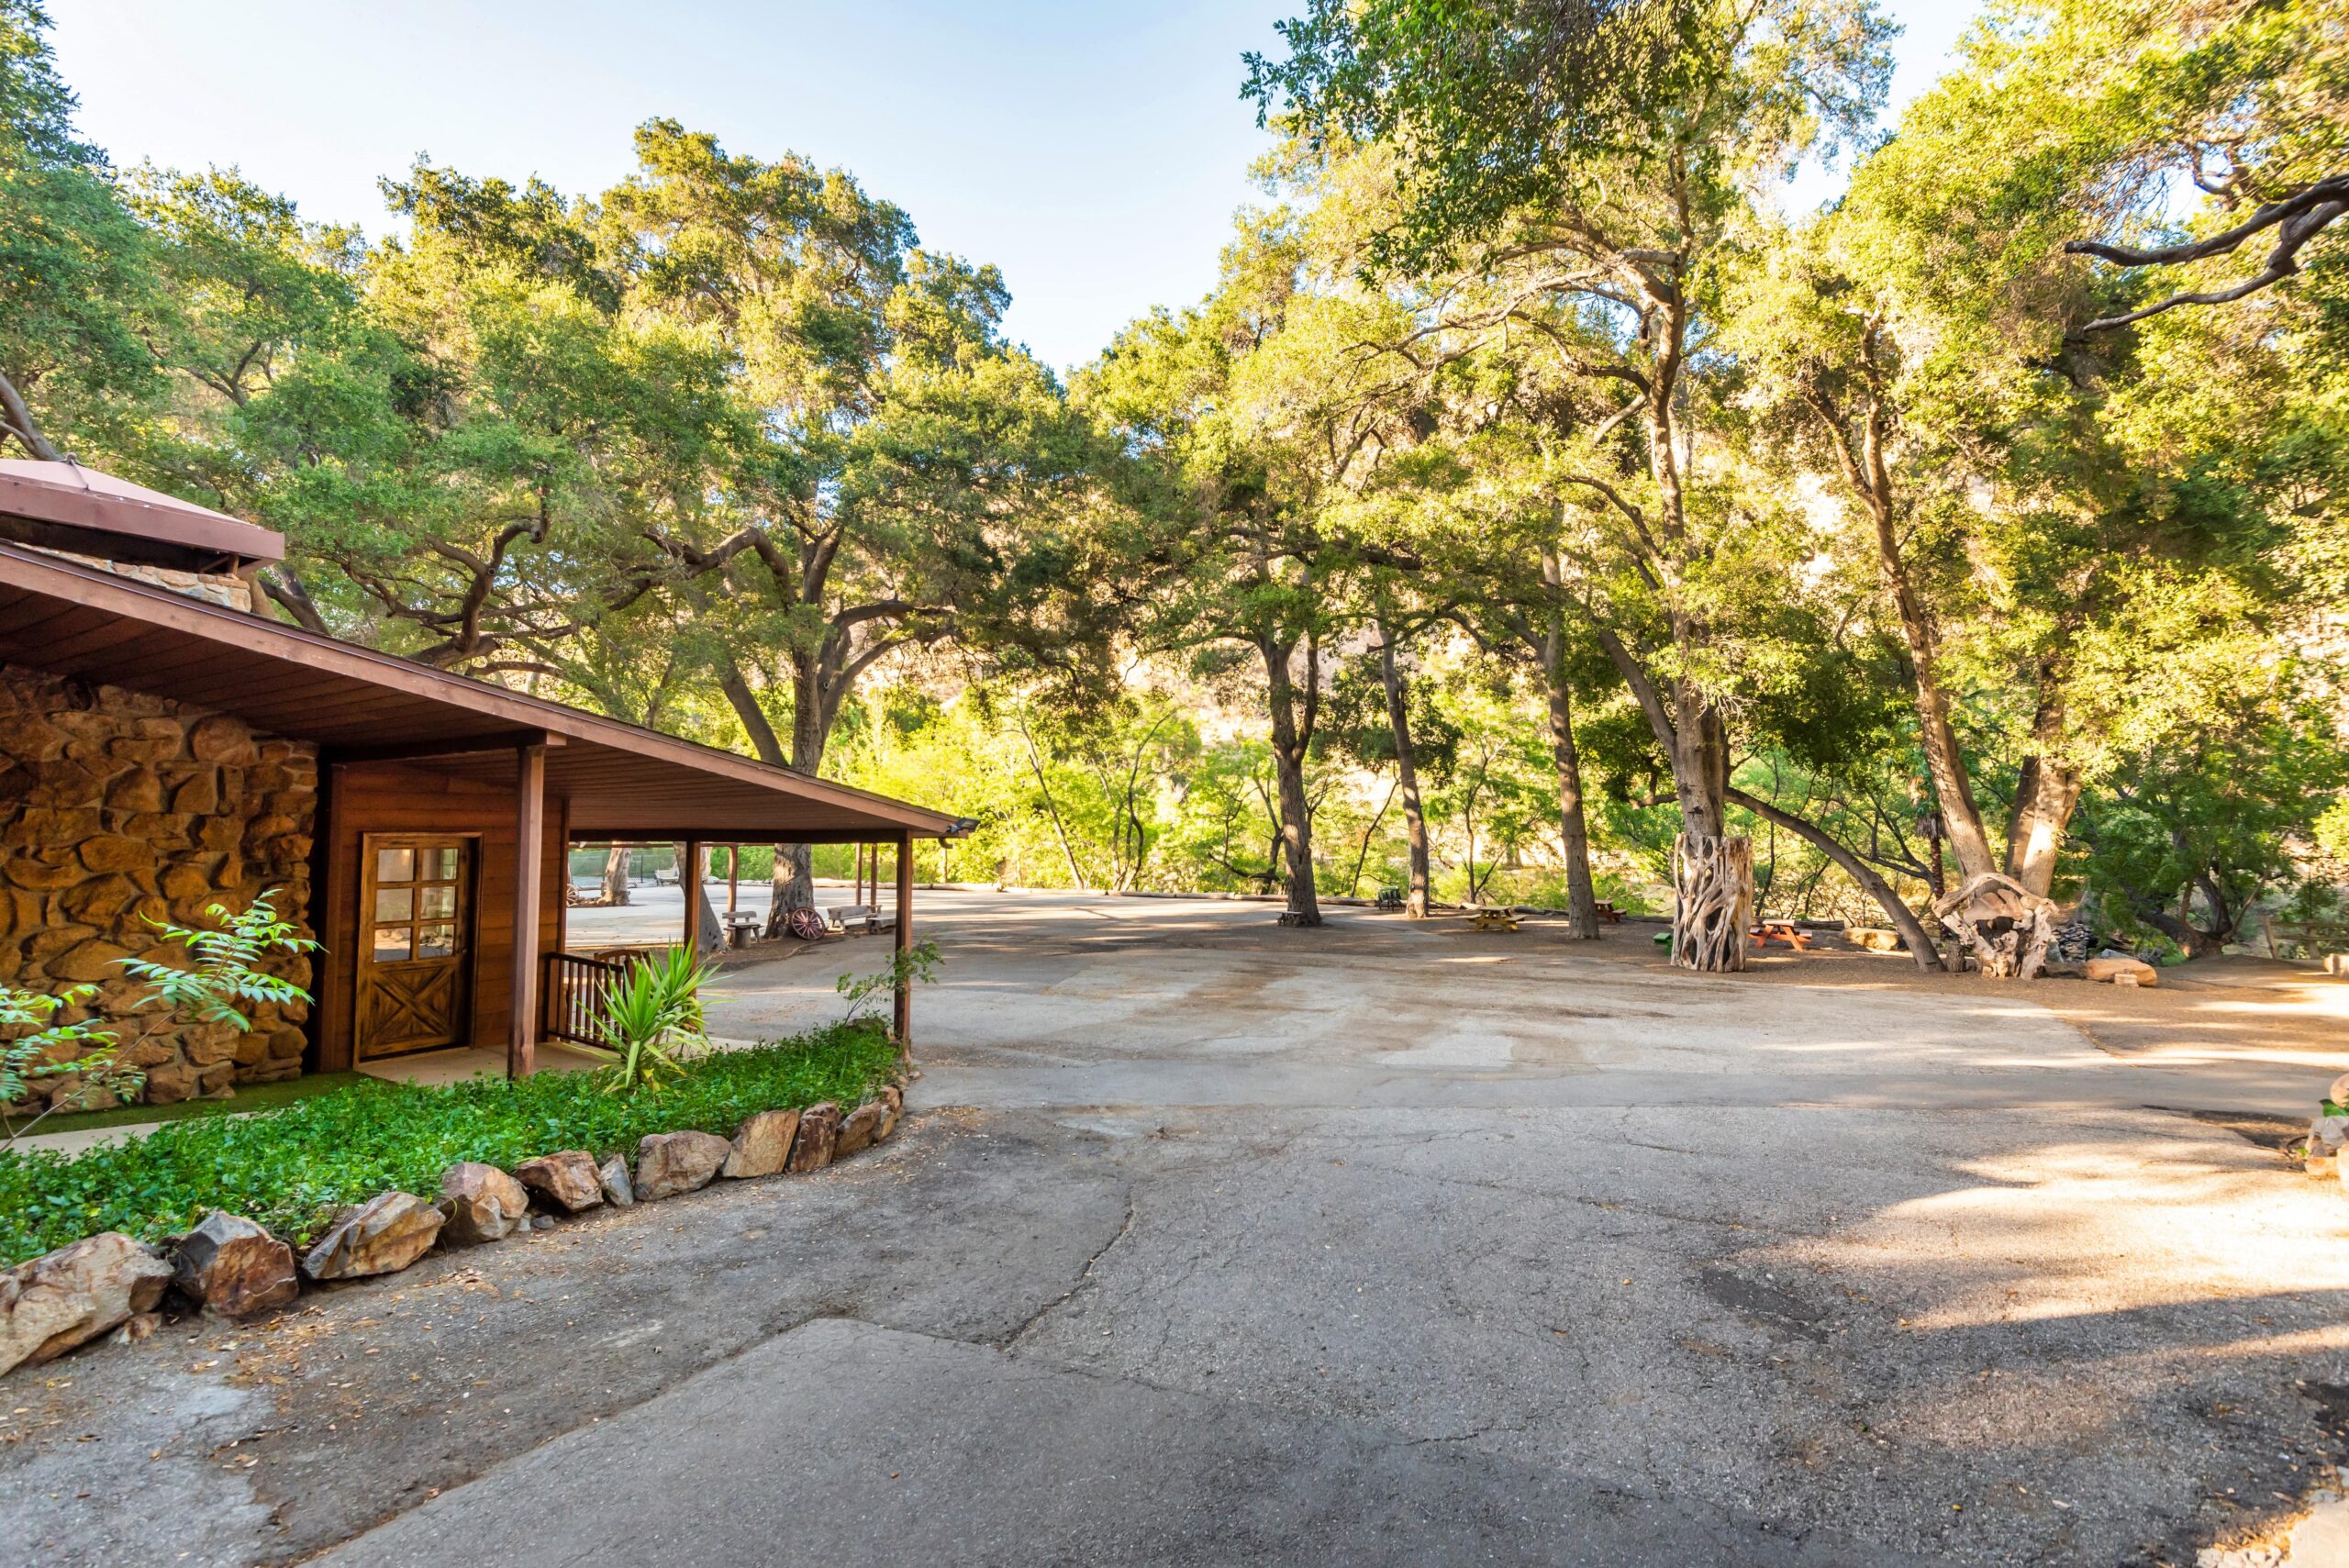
[1000,1194,1140,1351]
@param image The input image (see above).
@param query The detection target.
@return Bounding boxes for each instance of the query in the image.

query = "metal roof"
[0,461,284,570]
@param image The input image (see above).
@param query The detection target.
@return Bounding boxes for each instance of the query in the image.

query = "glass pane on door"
[358,836,473,1059]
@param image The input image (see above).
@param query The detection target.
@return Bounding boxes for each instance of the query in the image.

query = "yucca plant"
[589,947,718,1095]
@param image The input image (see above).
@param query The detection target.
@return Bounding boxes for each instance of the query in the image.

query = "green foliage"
[1245,0,1891,275]
[5,890,320,1140]
[117,888,320,1032]
[6,1,2343,950]
[0,0,158,452]
[836,939,941,1027]
[588,947,718,1095]
[2074,694,2348,953]
[0,983,122,1123]
[0,1022,898,1265]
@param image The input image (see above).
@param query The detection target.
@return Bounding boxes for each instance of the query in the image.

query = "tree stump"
[1932,872,2056,979]
[1672,834,1752,973]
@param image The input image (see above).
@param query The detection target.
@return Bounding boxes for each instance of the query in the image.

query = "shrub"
[589,947,718,1095]
[0,1020,897,1266]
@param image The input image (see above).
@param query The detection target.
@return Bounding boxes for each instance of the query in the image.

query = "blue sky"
[52,1,1980,373]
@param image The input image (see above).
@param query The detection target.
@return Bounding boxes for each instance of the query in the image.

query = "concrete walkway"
[6,891,2346,1567]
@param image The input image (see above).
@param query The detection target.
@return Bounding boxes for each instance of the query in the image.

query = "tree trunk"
[736,659,832,937]
[2004,758,2080,900]
[1539,555,1600,940]
[1346,777,1398,897]
[1667,673,1750,972]
[1587,624,1752,971]
[2002,681,2079,899]
[1816,365,2000,884]
[0,368,61,462]
[601,844,630,906]
[1672,834,1751,972]
[1731,787,1946,971]
[1019,719,1090,890]
[1263,636,1322,926]
[1377,628,1431,918]
[677,842,723,954]
[769,665,833,919]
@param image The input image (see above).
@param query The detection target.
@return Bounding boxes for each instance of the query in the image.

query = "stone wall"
[0,662,317,1107]
[39,550,255,613]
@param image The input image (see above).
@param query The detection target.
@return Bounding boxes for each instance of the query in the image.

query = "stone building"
[1,461,959,1111]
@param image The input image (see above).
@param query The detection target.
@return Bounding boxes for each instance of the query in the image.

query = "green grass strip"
[6,1072,385,1138]
[0,1021,897,1266]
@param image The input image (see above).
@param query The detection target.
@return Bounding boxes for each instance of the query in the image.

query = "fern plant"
[3,888,318,1143]
[0,983,133,1138]
[117,888,320,1029]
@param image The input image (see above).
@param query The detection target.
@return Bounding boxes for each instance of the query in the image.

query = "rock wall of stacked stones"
[0,662,317,1106]
[40,551,256,612]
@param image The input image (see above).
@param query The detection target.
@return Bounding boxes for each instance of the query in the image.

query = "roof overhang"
[0,462,284,572]
[0,543,960,841]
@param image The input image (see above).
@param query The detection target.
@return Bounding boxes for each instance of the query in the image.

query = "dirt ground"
[5,892,2346,1568]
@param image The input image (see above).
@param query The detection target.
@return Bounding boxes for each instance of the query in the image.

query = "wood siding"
[314,762,562,1072]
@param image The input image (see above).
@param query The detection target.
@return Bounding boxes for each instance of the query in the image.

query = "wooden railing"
[542,950,629,1047]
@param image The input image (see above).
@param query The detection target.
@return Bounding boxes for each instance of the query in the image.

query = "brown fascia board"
[0,469,284,568]
[0,542,961,837]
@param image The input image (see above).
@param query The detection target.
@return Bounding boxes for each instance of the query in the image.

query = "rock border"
[0,1082,906,1378]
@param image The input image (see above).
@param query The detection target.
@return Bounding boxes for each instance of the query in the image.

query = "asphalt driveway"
[6,891,2346,1566]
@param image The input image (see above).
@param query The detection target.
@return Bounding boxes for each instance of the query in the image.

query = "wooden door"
[357,836,475,1058]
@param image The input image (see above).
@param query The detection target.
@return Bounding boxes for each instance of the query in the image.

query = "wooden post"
[893,831,914,1057]
[727,845,739,914]
[509,741,546,1080]
[682,837,703,956]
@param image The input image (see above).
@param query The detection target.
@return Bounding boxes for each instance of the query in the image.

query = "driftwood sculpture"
[1932,872,2056,979]
[1672,833,1753,972]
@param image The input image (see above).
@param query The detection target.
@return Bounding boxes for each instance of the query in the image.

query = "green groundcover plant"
[0,1020,897,1266]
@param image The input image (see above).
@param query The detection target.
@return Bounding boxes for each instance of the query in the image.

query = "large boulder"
[2328,1072,2349,1108]
[438,1163,531,1244]
[172,1212,297,1319]
[834,1101,885,1159]
[2309,1115,2349,1157]
[302,1193,443,1281]
[597,1154,635,1207]
[2085,955,2159,987]
[514,1151,604,1214]
[1,1232,173,1375]
[721,1110,800,1180]
[634,1131,731,1201]
[786,1103,841,1173]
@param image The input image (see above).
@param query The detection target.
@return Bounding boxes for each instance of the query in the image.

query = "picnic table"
[1469,906,1521,933]
[1750,919,1812,952]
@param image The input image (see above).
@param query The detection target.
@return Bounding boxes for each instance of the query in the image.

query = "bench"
[1376,887,1406,912]
[721,911,763,948]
